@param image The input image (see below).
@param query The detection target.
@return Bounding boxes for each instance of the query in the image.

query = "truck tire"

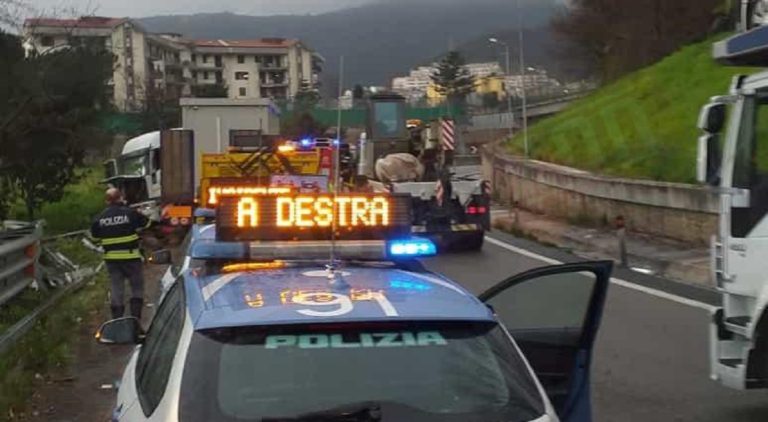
[464,231,485,251]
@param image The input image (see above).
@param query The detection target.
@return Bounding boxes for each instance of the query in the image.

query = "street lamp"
[488,37,514,141]
[489,17,529,158]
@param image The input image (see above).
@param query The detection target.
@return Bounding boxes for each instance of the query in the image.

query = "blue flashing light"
[388,239,437,258]
[332,139,340,146]
[300,138,313,148]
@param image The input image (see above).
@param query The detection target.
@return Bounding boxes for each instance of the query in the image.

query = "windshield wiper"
[262,401,383,421]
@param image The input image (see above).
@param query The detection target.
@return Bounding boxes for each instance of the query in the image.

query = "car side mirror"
[148,249,172,265]
[95,317,144,345]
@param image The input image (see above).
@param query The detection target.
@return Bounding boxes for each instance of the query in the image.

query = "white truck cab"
[700,11,768,389]
[105,131,164,221]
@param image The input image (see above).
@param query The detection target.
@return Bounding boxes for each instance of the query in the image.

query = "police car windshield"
[179,321,545,421]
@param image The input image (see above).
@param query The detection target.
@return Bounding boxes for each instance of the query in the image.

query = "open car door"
[479,261,612,422]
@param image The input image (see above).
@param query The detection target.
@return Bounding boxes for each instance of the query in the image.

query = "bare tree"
[554,0,726,81]
[0,0,32,32]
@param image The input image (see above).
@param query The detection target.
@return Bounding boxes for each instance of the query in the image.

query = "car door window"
[479,262,612,422]
[135,282,185,416]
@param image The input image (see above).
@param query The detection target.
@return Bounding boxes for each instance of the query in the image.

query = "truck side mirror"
[104,159,118,179]
[697,134,721,186]
[698,103,726,134]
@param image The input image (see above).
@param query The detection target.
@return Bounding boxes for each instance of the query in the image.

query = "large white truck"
[104,98,281,228]
[699,2,768,389]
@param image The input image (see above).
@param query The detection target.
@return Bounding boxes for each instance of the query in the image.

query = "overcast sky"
[29,0,377,18]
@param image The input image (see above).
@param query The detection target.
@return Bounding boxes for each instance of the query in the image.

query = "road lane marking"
[485,235,717,312]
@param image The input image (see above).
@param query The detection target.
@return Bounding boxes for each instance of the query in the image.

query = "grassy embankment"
[0,168,108,419]
[507,37,756,183]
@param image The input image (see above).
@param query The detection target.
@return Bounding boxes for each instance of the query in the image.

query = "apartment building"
[188,38,320,101]
[393,61,562,105]
[504,68,561,97]
[22,16,323,111]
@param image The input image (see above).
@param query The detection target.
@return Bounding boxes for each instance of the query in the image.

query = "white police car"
[156,209,216,297]
[97,192,612,422]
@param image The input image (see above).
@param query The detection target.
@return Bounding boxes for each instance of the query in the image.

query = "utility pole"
[488,38,513,140]
[517,0,529,158]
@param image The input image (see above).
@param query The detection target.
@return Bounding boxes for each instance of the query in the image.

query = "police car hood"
[185,267,495,330]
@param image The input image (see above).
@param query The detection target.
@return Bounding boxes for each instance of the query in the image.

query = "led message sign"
[216,192,412,241]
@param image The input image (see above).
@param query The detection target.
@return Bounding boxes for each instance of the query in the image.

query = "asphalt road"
[422,230,768,422]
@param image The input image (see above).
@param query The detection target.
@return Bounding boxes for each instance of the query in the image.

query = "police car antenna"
[328,55,344,278]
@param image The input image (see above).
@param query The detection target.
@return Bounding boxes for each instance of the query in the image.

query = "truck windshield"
[120,153,148,176]
[373,101,405,138]
[732,93,768,236]
[179,321,545,422]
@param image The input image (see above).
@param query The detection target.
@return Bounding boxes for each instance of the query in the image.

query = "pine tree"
[430,51,475,107]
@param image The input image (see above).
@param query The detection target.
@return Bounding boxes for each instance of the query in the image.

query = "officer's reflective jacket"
[90,204,150,260]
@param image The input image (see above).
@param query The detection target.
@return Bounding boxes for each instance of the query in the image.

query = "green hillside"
[508,37,755,182]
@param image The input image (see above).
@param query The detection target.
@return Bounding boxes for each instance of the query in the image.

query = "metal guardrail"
[0,221,43,306]
[0,223,102,355]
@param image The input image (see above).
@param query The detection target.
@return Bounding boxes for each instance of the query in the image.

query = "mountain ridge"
[138,0,562,91]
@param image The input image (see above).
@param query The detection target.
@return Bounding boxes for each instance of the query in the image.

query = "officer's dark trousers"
[106,260,145,319]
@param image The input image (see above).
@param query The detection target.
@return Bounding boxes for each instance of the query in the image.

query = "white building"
[22,16,324,111]
[465,62,503,79]
[392,62,506,102]
[504,68,561,97]
[188,38,323,101]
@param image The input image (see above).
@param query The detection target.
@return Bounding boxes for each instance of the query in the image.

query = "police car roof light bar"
[189,238,438,262]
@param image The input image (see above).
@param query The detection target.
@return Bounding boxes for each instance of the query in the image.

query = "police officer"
[90,188,150,320]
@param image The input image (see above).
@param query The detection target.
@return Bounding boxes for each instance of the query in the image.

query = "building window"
[237,55,245,64]
[235,71,249,81]
[202,55,209,63]
[239,87,247,97]
[40,36,54,47]
[203,71,209,80]
[215,71,223,83]
[214,55,222,67]
[191,54,196,63]
[192,71,197,78]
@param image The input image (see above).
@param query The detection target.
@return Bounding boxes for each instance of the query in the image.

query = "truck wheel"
[464,231,485,251]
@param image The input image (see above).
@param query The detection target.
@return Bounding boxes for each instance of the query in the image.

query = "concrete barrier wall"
[484,152,719,245]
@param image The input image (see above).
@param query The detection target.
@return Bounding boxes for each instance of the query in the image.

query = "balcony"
[187,61,223,70]
[260,79,288,87]
[261,62,288,70]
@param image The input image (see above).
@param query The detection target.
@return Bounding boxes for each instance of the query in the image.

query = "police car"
[97,191,612,422]
[156,208,216,296]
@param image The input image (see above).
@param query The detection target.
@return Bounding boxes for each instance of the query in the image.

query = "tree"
[553,0,728,81]
[431,51,475,108]
[0,0,32,31]
[294,79,321,111]
[280,111,326,140]
[353,84,365,100]
[137,80,181,132]
[0,31,113,218]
